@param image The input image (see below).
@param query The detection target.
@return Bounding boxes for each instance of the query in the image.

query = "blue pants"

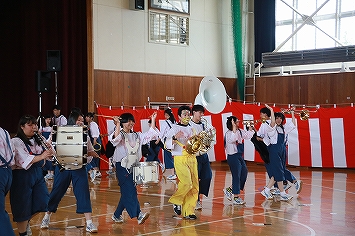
[48,165,92,214]
[113,163,141,219]
[0,167,15,235]
[266,150,294,187]
[266,143,284,182]
[43,160,54,171]
[196,154,212,197]
[282,148,296,183]
[10,164,49,222]
[146,145,161,163]
[163,149,174,169]
[227,153,248,195]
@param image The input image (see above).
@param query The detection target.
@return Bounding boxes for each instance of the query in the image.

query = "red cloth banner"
[96,102,355,168]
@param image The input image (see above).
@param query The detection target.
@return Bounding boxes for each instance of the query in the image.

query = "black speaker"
[46,50,61,71]
[129,0,144,10]
[36,71,51,92]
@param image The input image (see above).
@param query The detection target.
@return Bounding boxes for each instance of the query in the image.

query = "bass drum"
[52,125,88,170]
[132,161,159,185]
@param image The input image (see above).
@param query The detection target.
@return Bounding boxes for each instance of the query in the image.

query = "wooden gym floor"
[6,161,355,235]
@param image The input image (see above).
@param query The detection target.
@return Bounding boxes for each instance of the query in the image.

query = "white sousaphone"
[194,76,227,114]
[185,76,227,155]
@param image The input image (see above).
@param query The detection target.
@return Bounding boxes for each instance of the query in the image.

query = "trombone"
[280,108,310,121]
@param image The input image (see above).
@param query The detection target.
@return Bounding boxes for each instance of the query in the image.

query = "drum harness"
[120,130,140,172]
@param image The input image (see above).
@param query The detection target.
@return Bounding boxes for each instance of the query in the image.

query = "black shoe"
[184,214,197,220]
[173,204,181,215]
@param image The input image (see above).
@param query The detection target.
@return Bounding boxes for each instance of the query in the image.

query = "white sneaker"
[294,180,303,194]
[26,222,32,235]
[195,201,202,210]
[159,163,166,173]
[167,174,177,180]
[261,189,273,200]
[223,187,233,201]
[111,215,124,223]
[95,171,102,178]
[280,193,293,201]
[233,197,246,205]
[270,188,281,195]
[40,217,50,229]
[137,212,149,224]
[283,182,292,191]
[90,170,96,182]
[44,173,54,180]
[86,222,98,233]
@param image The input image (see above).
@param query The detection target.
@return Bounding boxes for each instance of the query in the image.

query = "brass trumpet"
[242,118,266,128]
[281,108,310,121]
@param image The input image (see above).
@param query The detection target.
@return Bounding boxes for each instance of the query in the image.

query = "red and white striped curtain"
[96,102,355,169]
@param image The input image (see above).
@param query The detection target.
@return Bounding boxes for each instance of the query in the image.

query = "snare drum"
[52,125,88,170]
[132,161,159,185]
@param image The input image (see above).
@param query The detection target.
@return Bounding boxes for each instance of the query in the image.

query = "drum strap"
[24,139,45,168]
[0,129,13,167]
[120,132,140,170]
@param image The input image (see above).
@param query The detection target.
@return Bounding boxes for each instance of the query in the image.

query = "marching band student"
[51,105,67,126]
[40,111,100,233]
[223,116,254,205]
[10,115,53,236]
[160,108,177,180]
[189,104,213,210]
[85,112,102,181]
[255,107,294,195]
[166,105,199,220]
[0,126,15,236]
[39,114,55,181]
[146,119,165,172]
[39,114,53,139]
[105,118,118,176]
[270,111,302,195]
[258,105,294,201]
[109,112,159,225]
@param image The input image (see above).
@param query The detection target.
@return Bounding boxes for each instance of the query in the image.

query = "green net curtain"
[231,0,244,100]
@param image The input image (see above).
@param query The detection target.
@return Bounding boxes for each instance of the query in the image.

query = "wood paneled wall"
[93,70,355,109]
[93,70,238,108]
[253,72,355,106]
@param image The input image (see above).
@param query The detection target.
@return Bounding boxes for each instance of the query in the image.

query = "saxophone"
[185,118,216,155]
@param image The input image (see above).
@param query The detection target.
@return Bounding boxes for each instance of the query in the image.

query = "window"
[275,0,355,52]
[149,0,190,14]
[149,11,189,46]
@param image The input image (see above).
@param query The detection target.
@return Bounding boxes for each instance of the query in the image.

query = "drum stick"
[95,155,110,165]
[95,114,123,121]
[95,114,114,119]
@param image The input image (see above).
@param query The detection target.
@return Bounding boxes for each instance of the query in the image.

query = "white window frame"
[149,11,189,46]
[275,0,355,52]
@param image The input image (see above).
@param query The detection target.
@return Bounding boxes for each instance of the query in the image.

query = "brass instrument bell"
[185,118,216,155]
[242,118,266,128]
[299,110,310,120]
[185,135,203,154]
[281,108,310,120]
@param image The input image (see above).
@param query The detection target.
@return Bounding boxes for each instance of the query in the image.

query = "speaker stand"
[37,92,43,130]
[54,72,58,105]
